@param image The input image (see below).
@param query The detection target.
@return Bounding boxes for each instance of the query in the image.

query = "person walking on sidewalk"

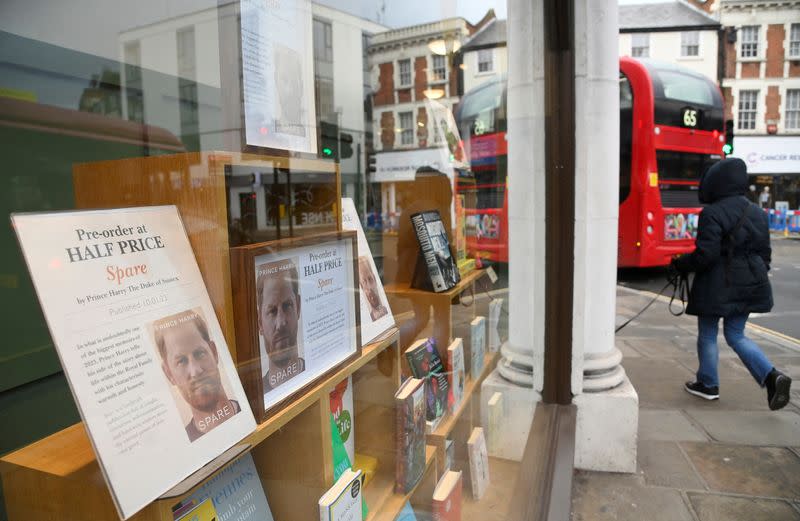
[671,158,792,410]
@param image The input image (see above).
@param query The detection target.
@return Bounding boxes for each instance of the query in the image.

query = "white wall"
[463,46,508,93]
[618,29,718,80]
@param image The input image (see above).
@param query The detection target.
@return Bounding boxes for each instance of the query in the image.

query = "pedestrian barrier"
[766,209,800,234]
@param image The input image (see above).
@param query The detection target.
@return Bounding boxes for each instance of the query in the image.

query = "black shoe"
[765,369,792,411]
[684,381,719,400]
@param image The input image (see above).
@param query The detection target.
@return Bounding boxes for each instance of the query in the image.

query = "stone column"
[480,0,545,462]
[571,0,638,473]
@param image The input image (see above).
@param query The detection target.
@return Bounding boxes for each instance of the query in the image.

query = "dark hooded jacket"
[673,158,773,317]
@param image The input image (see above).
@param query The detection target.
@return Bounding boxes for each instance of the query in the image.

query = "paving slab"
[623,358,696,409]
[623,338,690,358]
[617,340,642,359]
[638,409,708,442]
[683,410,800,446]
[571,471,695,521]
[687,493,800,521]
[681,443,800,500]
[638,440,706,489]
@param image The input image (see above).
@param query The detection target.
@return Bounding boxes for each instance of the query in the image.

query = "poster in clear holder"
[240,0,316,153]
[10,206,256,520]
[231,231,362,422]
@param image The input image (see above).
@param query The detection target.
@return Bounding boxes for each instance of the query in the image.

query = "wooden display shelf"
[0,327,399,521]
[429,352,499,443]
[384,269,486,357]
[363,446,436,521]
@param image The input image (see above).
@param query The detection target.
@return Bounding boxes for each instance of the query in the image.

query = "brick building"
[721,0,800,208]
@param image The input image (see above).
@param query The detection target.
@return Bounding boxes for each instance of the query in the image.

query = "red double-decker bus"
[455,58,725,267]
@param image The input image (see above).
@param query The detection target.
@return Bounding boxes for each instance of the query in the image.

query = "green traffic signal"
[322,147,334,156]
[722,143,733,155]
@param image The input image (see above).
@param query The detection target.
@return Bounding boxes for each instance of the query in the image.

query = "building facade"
[618,1,721,81]
[721,0,800,208]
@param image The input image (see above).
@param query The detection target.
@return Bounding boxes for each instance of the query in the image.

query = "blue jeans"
[696,314,774,388]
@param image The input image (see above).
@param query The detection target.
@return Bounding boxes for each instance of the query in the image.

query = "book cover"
[405,338,450,422]
[467,427,490,500]
[319,468,363,521]
[10,207,257,519]
[340,198,395,344]
[178,453,274,521]
[488,299,503,352]
[446,339,465,413]
[470,316,486,379]
[432,470,462,521]
[395,377,426,494]
[487,392,504,455]
[354,453,378,488]
[176,498,218,521]
[410,210,461,293]
[330,375,355,475]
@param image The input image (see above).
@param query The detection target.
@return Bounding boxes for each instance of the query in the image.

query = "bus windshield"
[654,69,715,106]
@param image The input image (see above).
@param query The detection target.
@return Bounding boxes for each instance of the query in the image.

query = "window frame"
[737,89,758,131]
[430,54,447,83]
[399,110,414,145]
[786,89,800,131]
[680,31,700,57]
[631,33,649,58]
[398,58,412,88]
[477,49,494,73]
[739,25,759,59]
[789,23,800,59]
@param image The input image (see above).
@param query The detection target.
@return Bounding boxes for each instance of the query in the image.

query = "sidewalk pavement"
[571,286,800,521]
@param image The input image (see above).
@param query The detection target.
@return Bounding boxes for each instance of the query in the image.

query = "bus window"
[619,73,633,204]
[653,70,714,106]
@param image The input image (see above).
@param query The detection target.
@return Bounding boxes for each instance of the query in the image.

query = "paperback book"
[410,210,460,292]
[319,468,363,521]
[432,470,462,521]
[470,316,486,379]
[486,392,504,455]
[467,427,490,500]
[329,376,355,476]
[176,453,273,521]
[446,338,465,413]
[395,377,427,494]
[488,298,503,352]
[405,338,450,422]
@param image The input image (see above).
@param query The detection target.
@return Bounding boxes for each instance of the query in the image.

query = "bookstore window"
[0,1,532,520]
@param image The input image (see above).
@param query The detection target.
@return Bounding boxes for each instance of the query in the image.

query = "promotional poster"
[11,206,256,520]
[340,198,394,344]
[240,0,316,153]
[254,236,358,412]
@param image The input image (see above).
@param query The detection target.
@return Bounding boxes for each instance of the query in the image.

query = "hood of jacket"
[698,157,748,204]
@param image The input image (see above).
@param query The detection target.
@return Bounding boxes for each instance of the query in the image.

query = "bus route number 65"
[683,108,698,128]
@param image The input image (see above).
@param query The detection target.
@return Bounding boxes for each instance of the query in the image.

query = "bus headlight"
[646,226,654,235]
[647,212,654,222]
[654,127,661,135]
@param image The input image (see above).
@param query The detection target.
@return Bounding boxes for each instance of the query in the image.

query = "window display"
[0,1,529,520]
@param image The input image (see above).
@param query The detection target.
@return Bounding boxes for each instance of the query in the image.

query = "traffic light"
[320,121,339,159]
[339,132,353,159]
[367,152,377,177]
[723,119,734,156]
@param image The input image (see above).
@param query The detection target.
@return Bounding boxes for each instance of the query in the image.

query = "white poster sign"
[11,207,256,520]
[373,148,455,182]
[340,198,394,344]
[731,136,800,174]
[241,0,317,153]
[425,98,469,170]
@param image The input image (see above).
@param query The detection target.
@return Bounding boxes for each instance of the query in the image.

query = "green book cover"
[330,414,368,518]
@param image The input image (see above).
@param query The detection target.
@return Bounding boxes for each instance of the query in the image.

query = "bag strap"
[724,203,751,286]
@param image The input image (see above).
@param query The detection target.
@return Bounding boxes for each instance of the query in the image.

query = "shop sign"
[730,136,800,174]
[373,148,455,182]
